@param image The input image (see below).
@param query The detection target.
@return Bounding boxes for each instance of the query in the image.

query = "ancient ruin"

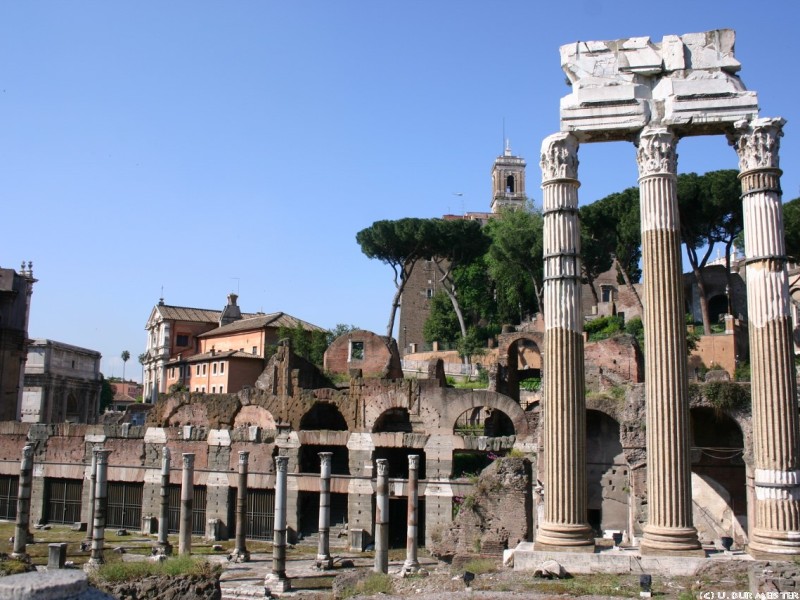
[531,29,798,559]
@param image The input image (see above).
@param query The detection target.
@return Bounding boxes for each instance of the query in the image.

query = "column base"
[230,548,250,562]
[9,552,29,561]
[640,525,703,556]
[535,522,595,551]
[264,573,292,595]
[747,528,800,559]
[401,559,420,574]
[315,555,333,570]
[155,542,173,556]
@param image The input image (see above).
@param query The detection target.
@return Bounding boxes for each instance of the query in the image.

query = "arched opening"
[586,410,627,535]
[690,407,746,521]
[453,406,515,438]
[300,402,348,431]
[506,174,515,193]
[373,408,412,433]
[65,394,80,423]
[708,294,729,326]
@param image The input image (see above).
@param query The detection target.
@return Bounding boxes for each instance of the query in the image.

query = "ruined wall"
[584,334,644,390]
[324,330,402,379]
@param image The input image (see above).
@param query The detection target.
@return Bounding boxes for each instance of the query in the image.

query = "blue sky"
[2,1,799,380]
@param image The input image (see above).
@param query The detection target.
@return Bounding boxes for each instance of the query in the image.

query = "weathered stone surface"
[429,458,531,561]
[96,570,222,600]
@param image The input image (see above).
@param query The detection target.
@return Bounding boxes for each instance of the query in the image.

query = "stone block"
[47,542,67,569]
[141,516,157,535]
[349,528,367,552]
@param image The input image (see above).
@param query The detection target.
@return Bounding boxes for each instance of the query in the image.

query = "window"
[176,334,189,347]
[219,386,224,393]
[196,365,201,376]
[601,285,614,303]
[220,363,225,374]
[212,363,217,375]
[201,386,206,393]
[202,364,207,375]
[426,288,433,299]
[212,386,216,393]
[252,346,257,355]
[506,174,515,193]
[349,341,364,361]
[195,387,199,392]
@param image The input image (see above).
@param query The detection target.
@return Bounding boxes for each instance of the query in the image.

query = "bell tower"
[490,140,527,213]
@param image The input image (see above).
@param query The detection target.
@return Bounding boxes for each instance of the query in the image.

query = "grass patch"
[342,572,394,598]
[89,554,218,585]
[528,572,638,597]
[0,557,33,576]
[457,558,496,575]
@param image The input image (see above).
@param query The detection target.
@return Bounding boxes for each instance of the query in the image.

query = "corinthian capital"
[376,459,389,477]
[636,128,678,177]
[730,117,785,172]
[275,455,288,473]
[540,132,579,182]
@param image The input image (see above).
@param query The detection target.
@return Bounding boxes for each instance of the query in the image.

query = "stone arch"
[299,402,348,431]
[453,405,515,437]
[373,407,412,433]
[233,405,277,430]
[439,389,529,437]
[495,333,543,405]
[167,402,208,428]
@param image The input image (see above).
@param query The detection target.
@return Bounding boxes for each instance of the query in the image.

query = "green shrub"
[459,558,496,575]
[520,377,541,391]
[624,317,644,347]
[584,315,624,341]
[734,361,750,382]
[359,573,393,596]
[705,381,751,414]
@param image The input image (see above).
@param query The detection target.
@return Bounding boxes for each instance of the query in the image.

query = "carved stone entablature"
[540,133,579,182]
[636,128,678,177]
[560,30,759,141]
[730,117,785,172]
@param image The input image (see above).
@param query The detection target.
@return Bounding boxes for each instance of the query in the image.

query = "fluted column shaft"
[636,127,701,554]
[89,449,111,566]
[730,117,800,557]
[535,132,593,550]
[374,458,389,573]
[157,447,172,554]
[317,452,332,568]
[233,451,250,561]
[403,455,420,572]
[179,453,194,556]
[12,444,33,558]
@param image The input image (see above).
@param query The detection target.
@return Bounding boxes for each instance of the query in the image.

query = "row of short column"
[538,118,800,557]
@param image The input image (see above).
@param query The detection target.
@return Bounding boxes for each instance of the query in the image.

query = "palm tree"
[121,350,130,384]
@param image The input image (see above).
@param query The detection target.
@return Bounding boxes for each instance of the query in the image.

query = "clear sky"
[2,1,799,380]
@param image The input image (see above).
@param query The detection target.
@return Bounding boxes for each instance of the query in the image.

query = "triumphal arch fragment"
[537,30,800,557]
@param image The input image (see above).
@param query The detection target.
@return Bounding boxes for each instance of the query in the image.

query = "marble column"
[179,453,194,556]
[636,127,701,555]
[84,446,99,545]
[374,458,389,573]
[730,117,800,557]
[156,446,172,555]
[11,444,34,558]
[534,132,593,551]
[316,452,333,569]
[266,455,291,594]
[403,455,420,573]
[231,451,250,562]
[88,449,111,567]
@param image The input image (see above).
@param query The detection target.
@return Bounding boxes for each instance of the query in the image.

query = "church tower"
[490,140,527,213]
